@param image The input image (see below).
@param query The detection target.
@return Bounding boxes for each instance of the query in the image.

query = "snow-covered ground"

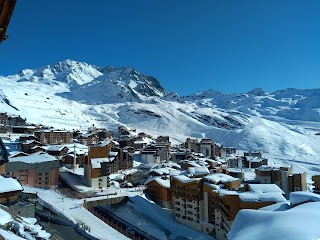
[103,195,214,240]
[0,206,51,240]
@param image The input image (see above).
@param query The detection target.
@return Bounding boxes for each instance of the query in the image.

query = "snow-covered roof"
[0,178,23,193]
[227,168,243,173]
[248,184,284,194]
[187,161,202,167]
[109,174,125,181]
[188,166,209,176]
[172,175,201,184]
[91,157,112,168]
[47,145,67,152]
[134,140,148,144]
[150,168,168,175]
[64,143,88,149]
[239,192,286,203]
[145,177,170,189]
[169,170,181,176]
[109,151,118,157]
[9,153,58,164]
[205,159,218,163]
[229,201,320,240]
[95,140,111,147]
[256,165,273,171]
[204,173,238,183]
[79,133,97,138]
[290,191,320,206]
[162,162,181,169]
[9,151,28,157]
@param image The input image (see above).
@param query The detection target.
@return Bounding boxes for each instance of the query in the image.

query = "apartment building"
[288,172,307,192]
[170,172,286,240]
[185,138,200,153]
[224,147,237,156]
[0,113,9,125]
[21,140,41,154]
[222,168,244,181]
[84,141,112,188]
[226,156,243,168]
[5,153,60,188]
[214,143,224,158]
[200,138,215,158]
[243,156,268,168]
[255,165,306,197]
[145,176,172,209]
[155,144,170,162]
[84,141,132,188]
[34,130,73,145]
[156,136,170,145]
[171,175,204,231]
[185,138,226,159]
[78,133,99,146]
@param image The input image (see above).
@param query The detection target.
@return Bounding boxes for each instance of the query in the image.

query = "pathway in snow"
[34,187,144,240]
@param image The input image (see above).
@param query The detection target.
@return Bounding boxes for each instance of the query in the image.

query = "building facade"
[34,130,73,145]
[5,153,60,188]
[145,177,172,209]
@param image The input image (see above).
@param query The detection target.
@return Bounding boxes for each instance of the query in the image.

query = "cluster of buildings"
[0,112,27,133]
[0,123,138,190]
[144,137,309,240]
[0,110,318,239]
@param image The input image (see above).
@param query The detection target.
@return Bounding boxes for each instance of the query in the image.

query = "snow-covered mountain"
[182,87,320,122]
[1,59,320,164]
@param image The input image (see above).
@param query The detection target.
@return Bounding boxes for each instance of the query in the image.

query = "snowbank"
[229,201,320,240]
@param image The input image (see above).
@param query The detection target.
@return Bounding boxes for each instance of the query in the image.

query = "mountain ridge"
[1,59,320,162]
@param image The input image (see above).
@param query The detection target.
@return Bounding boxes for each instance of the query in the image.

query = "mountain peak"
[247,88,266,96]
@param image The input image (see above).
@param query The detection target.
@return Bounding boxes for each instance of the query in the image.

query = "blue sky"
[1,0,320,96]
